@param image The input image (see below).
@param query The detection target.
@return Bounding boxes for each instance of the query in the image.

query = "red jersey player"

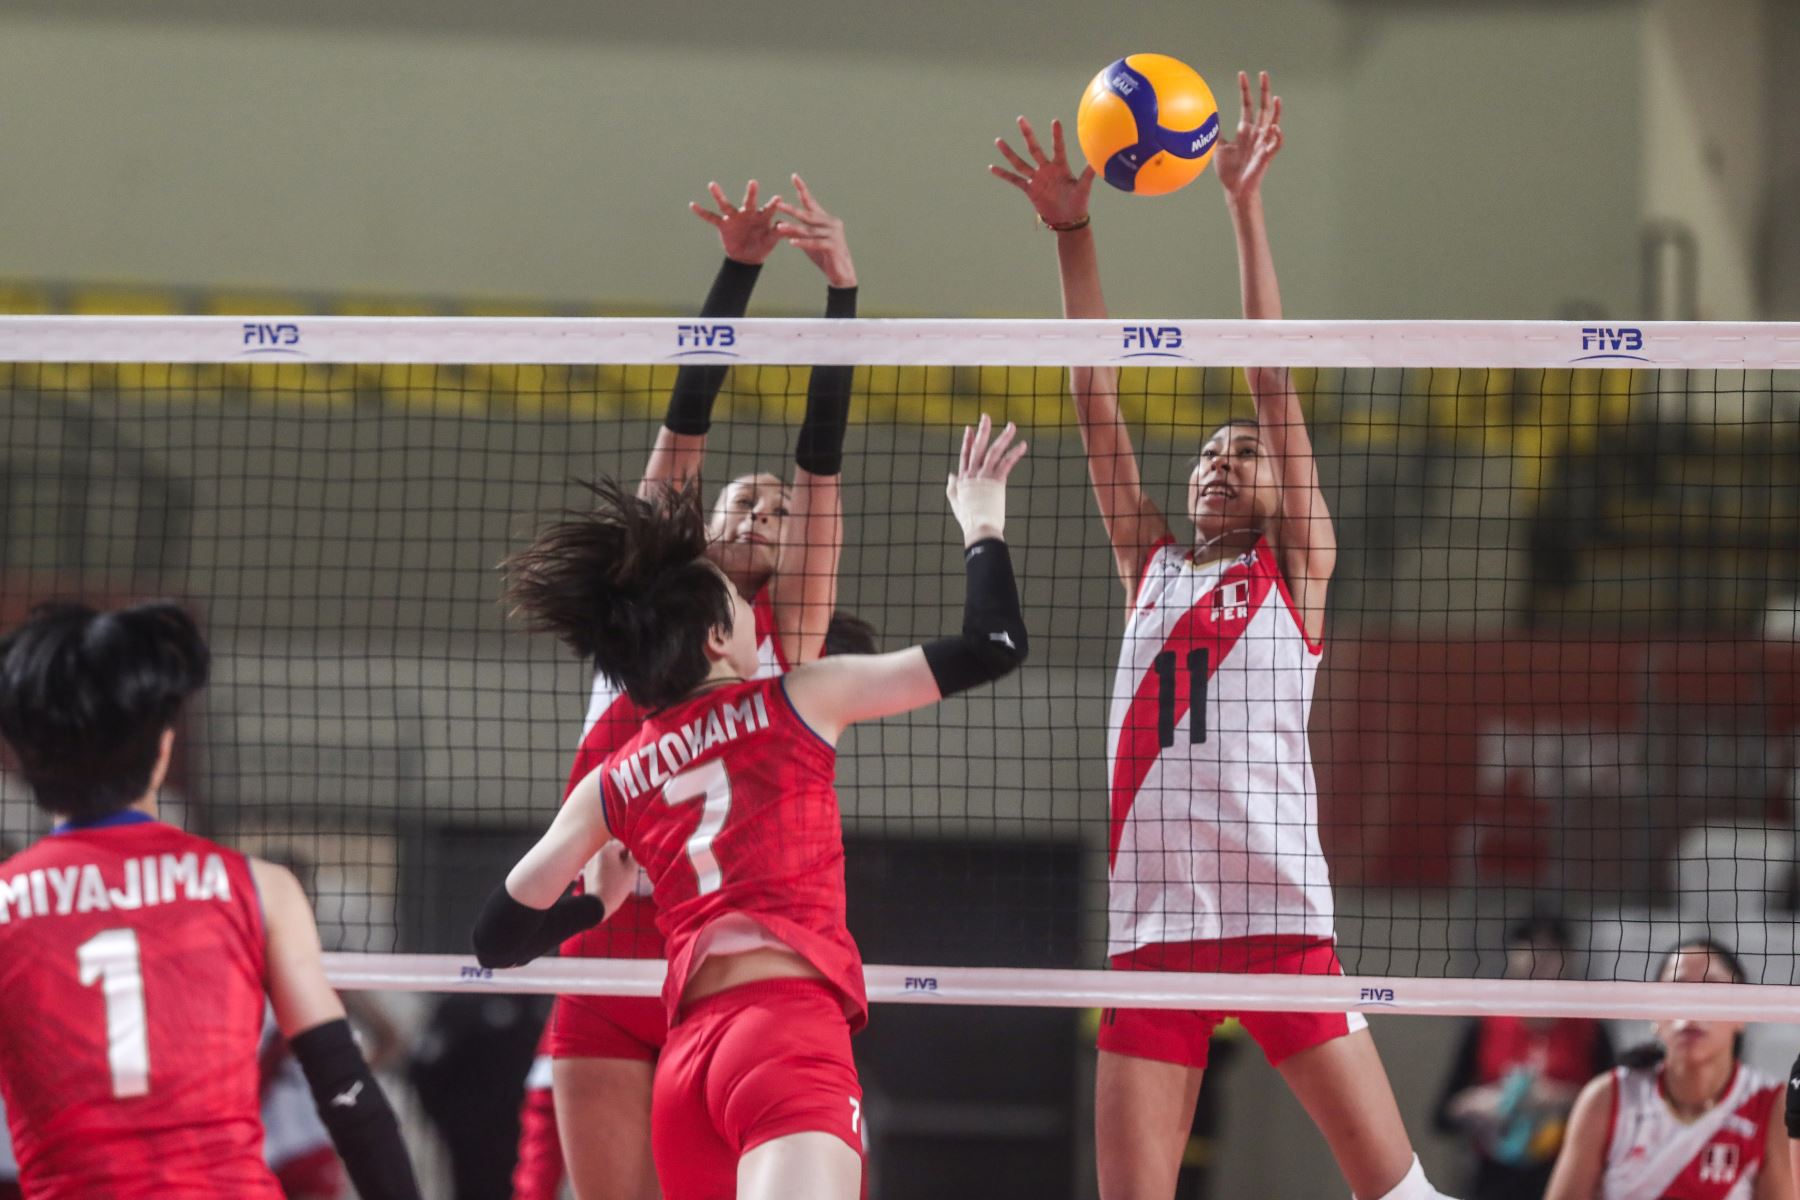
[0,602,420,1200]
[1547,941,1791,1200]
[476,415,1029,1200]
[526,172,863,1200]
[992,75,1452,1200]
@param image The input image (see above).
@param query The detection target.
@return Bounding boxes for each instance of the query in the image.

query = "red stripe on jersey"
[1108,553,1275,866]
[1130,536,1178,610]
[1661,1077,1774,1198]
[753,588,793,671]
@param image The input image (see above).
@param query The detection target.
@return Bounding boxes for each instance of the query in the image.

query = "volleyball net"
[0,316,1796,1022]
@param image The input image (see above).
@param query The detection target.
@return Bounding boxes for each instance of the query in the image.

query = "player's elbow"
[979,626,1029,673]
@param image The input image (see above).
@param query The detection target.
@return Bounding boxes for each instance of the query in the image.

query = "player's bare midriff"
[681,946,827,1009]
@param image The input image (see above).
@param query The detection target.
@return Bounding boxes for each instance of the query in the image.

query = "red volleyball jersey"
[0,814,281,1199]
[597,677,866,1029]
[563,588,796,961]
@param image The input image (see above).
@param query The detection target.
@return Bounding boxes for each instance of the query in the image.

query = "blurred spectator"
[408,994,549,1200]
[510,1027,563,1200]
[1435,916,1614,1200]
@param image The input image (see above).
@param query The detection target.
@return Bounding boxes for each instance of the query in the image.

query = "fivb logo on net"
[239,322,304,357]
[1119,324,1192,362]
[1574,325,1648,363]
[672,323,739,359]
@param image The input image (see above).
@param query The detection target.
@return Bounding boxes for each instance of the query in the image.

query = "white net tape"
[0,315,1796,369]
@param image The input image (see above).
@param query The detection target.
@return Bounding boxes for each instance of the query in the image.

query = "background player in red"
[475,414,1029,1199]
[0,601,421,1200]
[535,171,863,1200]
[1434,916,1614,1200]
[991,74,1452,1200]
[1547,940,1790,1200]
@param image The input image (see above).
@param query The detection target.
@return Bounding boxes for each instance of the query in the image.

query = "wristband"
[663,258,763,435]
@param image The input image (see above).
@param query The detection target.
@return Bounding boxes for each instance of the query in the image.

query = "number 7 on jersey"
[663,758,733,894]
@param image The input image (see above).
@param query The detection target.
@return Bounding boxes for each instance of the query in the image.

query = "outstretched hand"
[989,116,1095,228]
[773,175,856,288]
[1214,71,1283,203]
[947,414,1028,546]
[689,179,784,265]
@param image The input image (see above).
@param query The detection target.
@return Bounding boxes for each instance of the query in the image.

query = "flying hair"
[500,479,736,709]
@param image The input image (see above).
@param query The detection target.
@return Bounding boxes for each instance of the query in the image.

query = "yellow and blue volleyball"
[1076,54,1220,196]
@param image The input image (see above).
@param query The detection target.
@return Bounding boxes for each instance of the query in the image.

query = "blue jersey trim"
[777,678,836,752]
[51,810,156,835]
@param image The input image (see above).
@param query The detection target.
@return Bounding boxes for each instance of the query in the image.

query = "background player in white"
[991,73,1450,1200]
[1547,940,1790,1200]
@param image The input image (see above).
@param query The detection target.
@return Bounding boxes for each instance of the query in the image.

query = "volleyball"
[1076,54,1221,195]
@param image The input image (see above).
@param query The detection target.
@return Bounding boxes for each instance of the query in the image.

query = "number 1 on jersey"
[1153,648,1210,749]
[77,928,150,1098]
[663,758,733,894]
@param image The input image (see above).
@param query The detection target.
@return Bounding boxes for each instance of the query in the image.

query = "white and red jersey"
[1602,1061,1780,1200]
[1106,536,1331,953]
[598,677,865,1030]
[566,587,798,961]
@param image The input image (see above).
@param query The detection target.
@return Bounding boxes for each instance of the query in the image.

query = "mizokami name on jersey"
[608,690,773,801]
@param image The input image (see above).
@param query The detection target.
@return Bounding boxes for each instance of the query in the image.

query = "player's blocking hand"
[989,116,1095,228]
[689,179,784,265]
[773,174,856,288]
[947,413,1027,546]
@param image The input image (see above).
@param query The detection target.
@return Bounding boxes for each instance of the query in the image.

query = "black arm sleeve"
[793,285,858,476]
[290,1019,421,1200]
[921,537,1028,697]
[471,885,603,969]
[662,256,763,435]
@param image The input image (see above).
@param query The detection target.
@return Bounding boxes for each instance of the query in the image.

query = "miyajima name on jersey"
[609,689,773,801]
[0,852,234,923]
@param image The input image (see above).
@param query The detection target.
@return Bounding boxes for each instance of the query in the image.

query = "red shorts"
[549,992,667,1062]
[652,979,863,1200]
[1097,936,1367,1070]
[274,1146,348,1198]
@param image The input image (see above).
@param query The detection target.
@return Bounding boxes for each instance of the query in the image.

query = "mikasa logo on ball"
[1191,125,1220,153]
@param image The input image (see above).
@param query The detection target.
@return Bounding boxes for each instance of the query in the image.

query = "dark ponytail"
[0,601,209,821]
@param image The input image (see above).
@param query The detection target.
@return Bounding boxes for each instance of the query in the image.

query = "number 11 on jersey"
[1153,648,1210,749]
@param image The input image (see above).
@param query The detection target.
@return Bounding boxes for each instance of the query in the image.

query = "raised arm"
[1760,1084,1796,1200]
[639,180,783,498]
[1542,1073,1611,1200]
[991,116,1171,594]
[765,174,858,664]
[252,858,422,1200]
[1216,72,1335,642]
[785,414,1028,741]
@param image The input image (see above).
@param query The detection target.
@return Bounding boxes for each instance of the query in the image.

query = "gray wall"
[0,0,1648,319]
